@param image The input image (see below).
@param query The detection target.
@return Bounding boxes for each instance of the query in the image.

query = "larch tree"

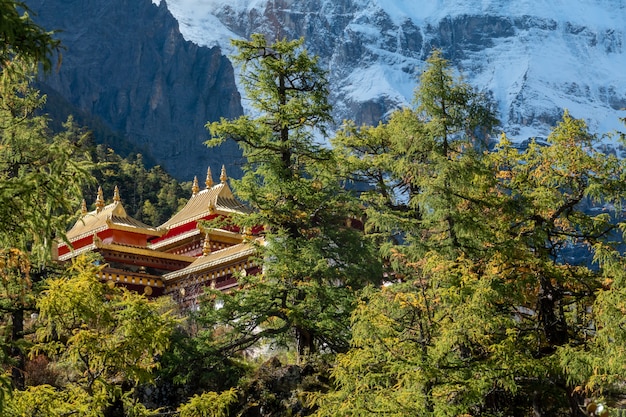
[204,33,380,360]
[0,58,93,397]
[314,49,500,416]
[332,49,499,266]
[316,58,626,416]
[1,3,89,400]
[0,0,61,74]
[4,254,179,416]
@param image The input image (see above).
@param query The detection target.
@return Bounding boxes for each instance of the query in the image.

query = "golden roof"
[65,197,163,242]
[57,239,195,263]
[159,177,251,230]
[162,239,258,281]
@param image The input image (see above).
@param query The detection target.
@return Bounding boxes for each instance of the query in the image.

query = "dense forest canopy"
[2,3,626,415]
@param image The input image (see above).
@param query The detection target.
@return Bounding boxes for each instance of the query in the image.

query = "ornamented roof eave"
[160,206,247,231]
[61,224,109,247]
[94,241,195,263]
[149,227,243,250]
[59,238,197,263]
[63,214,165,245]
[149,228,203,250]
[57,242,98,261]
[162,240,259,281]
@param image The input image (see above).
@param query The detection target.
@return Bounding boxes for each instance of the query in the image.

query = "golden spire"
[81,199,87,215]
[95,186,105,212]
[202,233,212,256]
[113,185,121,203]
[220,165,227,184]
[192,176,199,196]
[205,166,214,188]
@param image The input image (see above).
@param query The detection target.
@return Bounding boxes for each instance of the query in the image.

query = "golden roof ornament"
[192,176,199,196]
[113,185,121,203]
[205,166,214,188]
[81,199,87,215]
[202,233,212,256]
[220,165,227,184]
[95,186,105,212]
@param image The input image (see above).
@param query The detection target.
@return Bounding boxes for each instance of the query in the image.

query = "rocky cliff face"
[27,0,243,180]
[164,0,626,141]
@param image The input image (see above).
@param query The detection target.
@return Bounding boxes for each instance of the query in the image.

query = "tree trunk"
[296,326,315,362]
[566,386,587,417]
[10,308,25,390]
[538,276,569,347]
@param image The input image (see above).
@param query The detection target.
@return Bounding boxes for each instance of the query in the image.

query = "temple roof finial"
[202,233,211,256]
[95,186,105,212]
[220,165,227,184]
[205,166,214,188]
[192,176,199,196]
[81,199,88,215]
[113,185,121,203]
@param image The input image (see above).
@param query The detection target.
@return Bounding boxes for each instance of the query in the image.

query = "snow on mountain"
[154,0,626,141]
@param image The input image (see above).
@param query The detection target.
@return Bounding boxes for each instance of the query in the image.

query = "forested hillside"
[2,1,626,416]
[85,145,190,227]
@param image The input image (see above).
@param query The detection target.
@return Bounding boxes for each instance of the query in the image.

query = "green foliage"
[0,59,94,401]
[414,50,498,152]
[315,51,626,416]
[4,383,101,417]
[178,388,238,417]
[0,369,10,415]
[4,383,160,417]
[0,0,61,74]
[333,51,499,262]
[32,254,179,414]
[153,325,251,409]
[204,33,380,359]
[0,60,94,262]
[207,33,332,157]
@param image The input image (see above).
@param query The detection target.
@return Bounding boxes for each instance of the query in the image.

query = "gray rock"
[26,0,244,180]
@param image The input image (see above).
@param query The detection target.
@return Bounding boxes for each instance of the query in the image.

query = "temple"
[56,165,261,308]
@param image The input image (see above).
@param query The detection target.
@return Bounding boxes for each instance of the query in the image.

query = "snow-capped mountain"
[155,0,626,141]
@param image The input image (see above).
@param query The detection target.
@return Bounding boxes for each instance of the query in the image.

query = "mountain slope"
[159,0,626,141]
[27,0,244,180]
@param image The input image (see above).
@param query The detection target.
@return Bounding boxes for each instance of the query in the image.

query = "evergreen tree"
[315,52,626,416]
[315,49,500,416]
[0,0,60,74]
[5,254,179,416]
[204,34,380,359]
[0,59,93,396]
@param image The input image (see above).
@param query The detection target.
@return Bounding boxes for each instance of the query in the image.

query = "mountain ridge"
[160,0,626,141]
[27,0,244,180]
